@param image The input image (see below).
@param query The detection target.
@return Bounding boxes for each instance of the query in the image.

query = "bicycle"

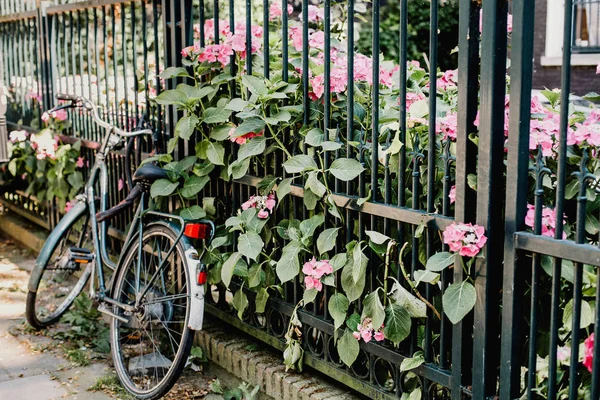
[25,94,214,399]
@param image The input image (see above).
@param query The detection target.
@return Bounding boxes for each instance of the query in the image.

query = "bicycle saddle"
[133,164,168,184]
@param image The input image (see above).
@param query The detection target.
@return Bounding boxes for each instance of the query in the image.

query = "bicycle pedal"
[68,247,94,265]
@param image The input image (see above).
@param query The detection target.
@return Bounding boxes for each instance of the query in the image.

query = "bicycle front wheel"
[110,224,194,400]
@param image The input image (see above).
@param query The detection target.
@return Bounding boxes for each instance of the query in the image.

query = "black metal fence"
[1,0,600,399]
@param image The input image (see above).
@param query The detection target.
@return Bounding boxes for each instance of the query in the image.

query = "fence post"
[37,0,53,109]
[472,0,508,397]
[498,0,536,396]
[452,0,480,397]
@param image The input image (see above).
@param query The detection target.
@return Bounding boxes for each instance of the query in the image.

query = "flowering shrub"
[4,112,83,211]
[134,2,600,384]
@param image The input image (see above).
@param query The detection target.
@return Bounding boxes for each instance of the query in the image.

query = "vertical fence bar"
[451,0,479,396]
[499,0,535,395]
[473,0,508,397]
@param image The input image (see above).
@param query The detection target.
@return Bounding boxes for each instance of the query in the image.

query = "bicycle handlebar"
[53,94,153,138]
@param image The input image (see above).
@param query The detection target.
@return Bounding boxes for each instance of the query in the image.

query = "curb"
[196,323,361,400]
[0,210,361,400]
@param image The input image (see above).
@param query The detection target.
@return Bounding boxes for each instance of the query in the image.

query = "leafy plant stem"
[382,239,396,307]
[397,242,441,320]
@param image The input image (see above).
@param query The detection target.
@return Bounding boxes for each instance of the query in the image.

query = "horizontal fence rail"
[1,0,600,399]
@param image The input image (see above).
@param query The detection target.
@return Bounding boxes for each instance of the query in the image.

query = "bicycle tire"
[26,205,93,330]
[110,223,194,400]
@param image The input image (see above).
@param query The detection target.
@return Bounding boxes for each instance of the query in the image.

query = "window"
[573,0,600,53]
[541,0,600,65]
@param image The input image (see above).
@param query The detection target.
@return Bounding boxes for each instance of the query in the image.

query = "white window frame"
[541,0,600,66]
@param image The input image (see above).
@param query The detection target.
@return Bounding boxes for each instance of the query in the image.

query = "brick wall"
[532,0,600,95]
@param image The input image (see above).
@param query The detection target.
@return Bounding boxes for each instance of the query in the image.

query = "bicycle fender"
[28,201,88,292]
[184,247,205,331]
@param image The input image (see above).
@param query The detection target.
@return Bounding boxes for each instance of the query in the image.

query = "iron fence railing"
[0,0,600,399]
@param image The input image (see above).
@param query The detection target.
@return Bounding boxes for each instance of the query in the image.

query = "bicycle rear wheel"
[110,224,193,400]
[26,206,93,329]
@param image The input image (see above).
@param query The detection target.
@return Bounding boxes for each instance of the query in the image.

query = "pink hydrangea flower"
[436,113,458,140]
[302,257,333,279]
[443,222,487,257]
[524,204,567,239]
[449,185,456,204]
[306,5,324,22]
[583,333,594,372]
[9,130,28,143]
[353,317,385,343]
[308,31,325,50]
[436,70,457,91]
[240,194,276,219]
[304,276,323,291]
[76,157,84,168]
[289,26,304,52]
[52,109,68,121]
[118,178,125,191]
[269,2,293,20]
[229,128,263,145]
[65,201,74,213]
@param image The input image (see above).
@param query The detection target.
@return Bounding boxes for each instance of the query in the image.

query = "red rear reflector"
[184,223,210,239]
[197,270,207,285]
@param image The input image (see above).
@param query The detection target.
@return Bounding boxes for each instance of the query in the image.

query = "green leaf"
[305,128,324,147]
[257,175,278,194]
[409,99,429,119]
[341,260,366,302]
[226,98,249,112]
[247,264,263,288]
[413,270,440,285]
[365,230,391,245]
[177,84,214,101]
[330,253,347,271]
[346,313,361,331]
[337,329,360,367]
[210,124,235,141]
[180,175,209,198]
[277,178,293,199]
[175,115,199,140]
[237,231,264,261]
[206,141,225,165]
[232,289,248,320]
[563,299,594,330]
[384,303,412,346]
[426,252,455,272]
[305,171,326,198]
[303,288,318,304]
[328,158,364,181]
[242,75,268,96]
[361,291,385,330]
[276,241,302,283]
[150,179,179,198]
[203,107,232,124]
[442,281,477,324]
[583,92,600,102]
[229,158,250,179]
[234,118,265,137]
[160,66,191,79]
[179,205,206,220]
[221,252,242,288]
[283,154,318,174]
[211,73,234,85]
[176,155,198,172]
[388,280,427,318]
[155,89,187,106]
[237,136,267,160]
[303,188,319,210]
[317,228,340,255]
[399,351,425,372]
[321,141,342,151]
[67,171,84,190]
[299,213,325,238]
[255,288,269,313]
[352,244,368,283]
[467,174,478,191]
[264,110,292,125]
[328,293,349,331]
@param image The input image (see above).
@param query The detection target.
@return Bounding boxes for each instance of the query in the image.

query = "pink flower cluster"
[183,19,263,67]
[583,333,594,373]
[449,185,456,204]
[65,201,74,213]
[352,317,385,343]
[269,2,293,21]
[302,257,333,291]
[41,109,68,123]
[524,204,567,239]
[436,70,457,91]
[76,157,84,168]
[30,131,58,160]
[9,130,28,143]
[302,5,324,22]
[241,194,276,219]
[443,222,487,257]
[436,112,458,140]
[228,126,264,145]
